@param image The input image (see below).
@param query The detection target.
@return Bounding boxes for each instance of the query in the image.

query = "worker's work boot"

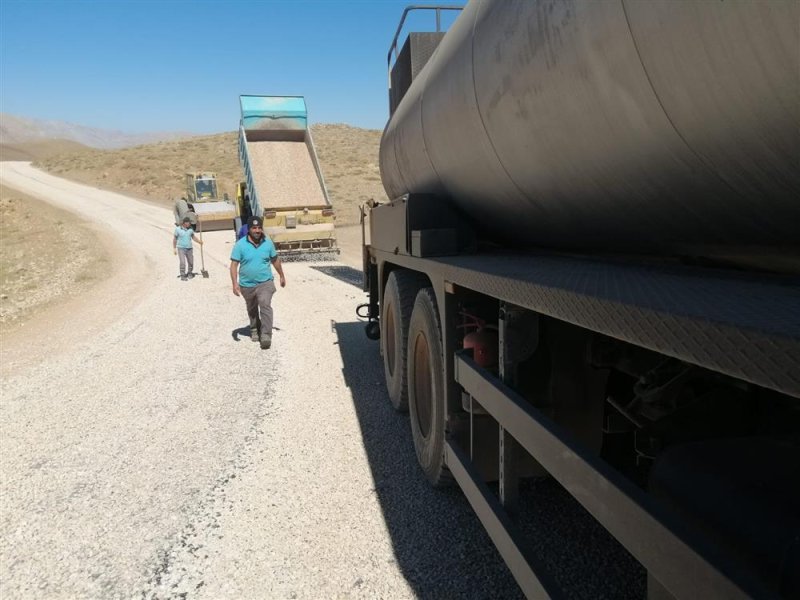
[260,334,272,350]
[250,329,259,342]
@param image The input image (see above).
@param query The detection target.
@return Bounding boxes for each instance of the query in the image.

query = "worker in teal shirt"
[173,216,203,280]
[229,216,286,349]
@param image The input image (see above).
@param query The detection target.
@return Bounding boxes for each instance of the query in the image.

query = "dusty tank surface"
[379,0,800,263]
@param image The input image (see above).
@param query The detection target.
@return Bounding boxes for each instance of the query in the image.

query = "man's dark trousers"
[240,280,277,338]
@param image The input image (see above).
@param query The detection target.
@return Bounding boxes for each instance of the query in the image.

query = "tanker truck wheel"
[382,270,427,412]
[408,288,451,486]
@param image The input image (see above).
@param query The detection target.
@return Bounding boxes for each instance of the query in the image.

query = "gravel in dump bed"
[247,141,328,209]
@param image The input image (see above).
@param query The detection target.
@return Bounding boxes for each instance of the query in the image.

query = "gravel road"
[0,163,527,599]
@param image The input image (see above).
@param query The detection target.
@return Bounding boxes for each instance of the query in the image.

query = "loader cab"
[185,172,219,203]
[194,178,217,200]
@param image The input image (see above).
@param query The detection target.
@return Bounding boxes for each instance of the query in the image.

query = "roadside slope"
[0,183,108,332]
[0,163,156,376]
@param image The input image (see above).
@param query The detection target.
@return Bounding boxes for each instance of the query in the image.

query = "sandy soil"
[0,184,108,328]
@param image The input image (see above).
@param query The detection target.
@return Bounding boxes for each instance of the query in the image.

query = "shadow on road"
[333,320,523,599]
[310,265,362,288]
[333,320,645,599]
[231,325,251,341]
[231,324,282,341]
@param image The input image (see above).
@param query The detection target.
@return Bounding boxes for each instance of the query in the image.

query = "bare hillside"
[0,139,94,162]
[34,124,388,226]
[0,113,188,149]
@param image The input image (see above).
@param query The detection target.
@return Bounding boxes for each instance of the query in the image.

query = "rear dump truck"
[183,172,236,231]
[237,95,337,258]
[361,2,800,598]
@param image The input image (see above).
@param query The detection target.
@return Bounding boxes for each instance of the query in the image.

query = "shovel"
[198,217,209,278]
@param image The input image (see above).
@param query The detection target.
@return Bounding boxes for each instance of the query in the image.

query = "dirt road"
[0,163,521,599]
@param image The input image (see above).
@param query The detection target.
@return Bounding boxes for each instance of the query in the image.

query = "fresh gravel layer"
[0,163,524,599]
[246,141,328,209]
[141,267,526,600]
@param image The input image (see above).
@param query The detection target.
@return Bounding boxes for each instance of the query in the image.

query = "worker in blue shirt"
[229,216,286,349]
[173,216,203,281]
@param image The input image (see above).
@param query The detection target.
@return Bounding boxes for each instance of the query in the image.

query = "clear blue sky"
[0,0,463,134]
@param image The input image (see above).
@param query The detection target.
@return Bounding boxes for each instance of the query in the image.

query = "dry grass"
[32,124,388,226]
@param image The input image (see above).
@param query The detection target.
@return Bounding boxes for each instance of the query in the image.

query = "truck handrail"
[386,5,463,70]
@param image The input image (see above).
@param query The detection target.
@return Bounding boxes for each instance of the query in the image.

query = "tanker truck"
[360,2,800,598]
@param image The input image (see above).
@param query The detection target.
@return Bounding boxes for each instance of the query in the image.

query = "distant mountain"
[0,113,191,150]
[0,139,94,162]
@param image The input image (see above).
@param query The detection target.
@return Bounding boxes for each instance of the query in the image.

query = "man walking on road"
[173,216,203,281]
[230,216,286,349]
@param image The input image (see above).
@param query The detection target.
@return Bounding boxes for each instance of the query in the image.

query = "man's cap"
[248,216,263,228]
[182,216,191,223]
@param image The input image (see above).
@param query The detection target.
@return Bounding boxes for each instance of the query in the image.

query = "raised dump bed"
[237,95,337,257]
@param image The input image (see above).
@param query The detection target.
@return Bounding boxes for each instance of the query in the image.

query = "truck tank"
[379,0,800,262]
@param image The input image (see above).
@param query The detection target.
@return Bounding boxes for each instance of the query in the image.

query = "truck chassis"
[362,194,800,598]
